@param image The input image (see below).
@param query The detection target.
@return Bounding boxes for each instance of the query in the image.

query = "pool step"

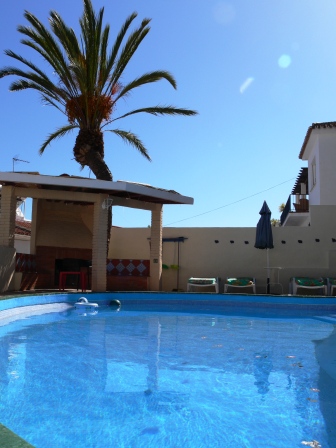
[314,315,336,324]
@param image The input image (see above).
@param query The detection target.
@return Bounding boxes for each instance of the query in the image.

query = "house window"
[311,157,316,190]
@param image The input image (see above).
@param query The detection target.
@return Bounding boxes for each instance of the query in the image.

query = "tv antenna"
[13,157,30,172]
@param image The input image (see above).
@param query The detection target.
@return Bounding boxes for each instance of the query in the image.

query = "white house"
[281,121,336,227]
[0,186,31,253]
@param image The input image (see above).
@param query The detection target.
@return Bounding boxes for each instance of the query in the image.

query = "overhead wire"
[164,177,295,226]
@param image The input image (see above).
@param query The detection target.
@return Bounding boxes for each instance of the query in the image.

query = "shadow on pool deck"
[0,423,34,447]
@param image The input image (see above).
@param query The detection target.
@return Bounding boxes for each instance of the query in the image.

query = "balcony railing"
[280,195,309,226]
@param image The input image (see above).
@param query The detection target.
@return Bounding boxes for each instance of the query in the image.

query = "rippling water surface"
[0,306,335,447]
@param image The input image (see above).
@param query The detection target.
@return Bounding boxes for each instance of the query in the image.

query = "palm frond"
[109,17,151,87]
[111,71,177,100]
[2,50,50,80]
[9,79,64,104]
[0,64,67,104]
[18,12,77,94]
[97,25,110,87]
[107,129,151,160]
[104,12,137,81]
[49,11,82,65]
[111,105,198,122]
[48,14,86,95]
[79,0,105,93]
[41,95,67,114]
[39,124,77,154]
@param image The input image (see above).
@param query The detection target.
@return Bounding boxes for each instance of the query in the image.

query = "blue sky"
[1,0,336,228]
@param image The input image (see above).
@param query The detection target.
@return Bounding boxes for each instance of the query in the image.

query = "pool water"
[0,305,335,447]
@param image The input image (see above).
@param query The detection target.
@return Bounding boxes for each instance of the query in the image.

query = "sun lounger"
[290,277,327,295]
[187,277,219,293]
[327,278,336,295]
[224,277,256,294]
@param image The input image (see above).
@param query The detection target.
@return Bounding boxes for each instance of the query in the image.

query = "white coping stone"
[0,303,73,326]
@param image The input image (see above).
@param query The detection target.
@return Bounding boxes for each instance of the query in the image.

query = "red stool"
[59,271,87,292]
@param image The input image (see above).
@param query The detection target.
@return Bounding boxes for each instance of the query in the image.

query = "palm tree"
[0,0,197,181]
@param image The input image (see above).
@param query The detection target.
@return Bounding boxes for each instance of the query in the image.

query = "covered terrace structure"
[0,172,193,293]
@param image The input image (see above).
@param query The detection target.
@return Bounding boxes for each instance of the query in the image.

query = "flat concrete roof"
[0,172,194,205]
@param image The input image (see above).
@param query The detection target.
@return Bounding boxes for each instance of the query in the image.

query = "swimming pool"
[0,294,336,447]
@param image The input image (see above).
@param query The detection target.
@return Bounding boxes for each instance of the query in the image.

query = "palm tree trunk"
[73,129,113,181]
[73,128,113,256]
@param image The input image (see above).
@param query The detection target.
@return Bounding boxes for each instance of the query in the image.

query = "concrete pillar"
[91,195,109,291]
[0,186,17,292]
[0,186,16,247]
[149,204,163,291]
[30,198,39,255]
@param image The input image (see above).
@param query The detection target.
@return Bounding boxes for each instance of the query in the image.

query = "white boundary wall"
[109,205,336,294]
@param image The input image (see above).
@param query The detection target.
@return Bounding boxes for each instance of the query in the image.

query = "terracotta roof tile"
[15,220,31,236]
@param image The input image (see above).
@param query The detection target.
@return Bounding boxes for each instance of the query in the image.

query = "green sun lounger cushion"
[294,277,324,286]
[188,277,217,285]
[226,277,254,286]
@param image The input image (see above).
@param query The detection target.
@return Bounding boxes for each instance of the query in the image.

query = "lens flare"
[278,54,291,69]
[240,77,254,94]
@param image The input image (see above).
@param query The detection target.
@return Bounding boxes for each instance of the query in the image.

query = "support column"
[0,186,17,292]
[149,204,163,291]
[30,198,39,255]
[0,186,16,247]
[91,195,109,292]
